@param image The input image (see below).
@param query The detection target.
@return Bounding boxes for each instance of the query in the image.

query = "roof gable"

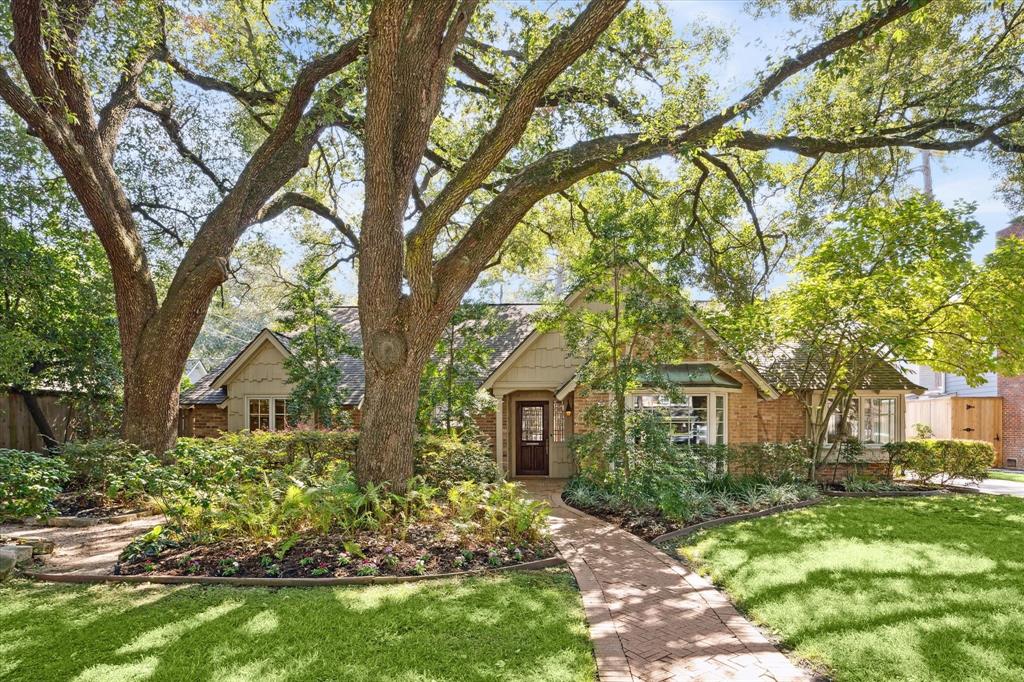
[211,329,292,389]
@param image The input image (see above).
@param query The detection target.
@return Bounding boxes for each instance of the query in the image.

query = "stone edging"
[22,555,565,587]
[22,510,157,528]
[650,499,824,544]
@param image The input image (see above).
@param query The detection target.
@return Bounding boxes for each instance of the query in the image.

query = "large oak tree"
[1,0,1022,488]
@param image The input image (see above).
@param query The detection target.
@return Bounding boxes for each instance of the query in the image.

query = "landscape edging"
[650,499,824,544]
[22,555,566,587]
[650,485,965,544]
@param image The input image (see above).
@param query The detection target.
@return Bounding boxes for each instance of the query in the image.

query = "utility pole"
[921,150,934,198]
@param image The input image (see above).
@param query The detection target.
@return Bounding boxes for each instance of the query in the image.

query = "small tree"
[717,197,1024,479]
[418,303,507,435]
[279,255,358,429]
[550,261,692,477]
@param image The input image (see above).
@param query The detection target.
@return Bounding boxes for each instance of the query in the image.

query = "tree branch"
[256,192,360,251]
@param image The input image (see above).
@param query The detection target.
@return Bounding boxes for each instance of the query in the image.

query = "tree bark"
[355,354,424,490]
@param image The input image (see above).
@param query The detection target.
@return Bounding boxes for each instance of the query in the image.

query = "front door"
[516,401,549,476]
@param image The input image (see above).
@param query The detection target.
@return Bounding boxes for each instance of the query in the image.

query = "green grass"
[987,470,1024,484]
[675,495,1024,682]
[0,570,595,682]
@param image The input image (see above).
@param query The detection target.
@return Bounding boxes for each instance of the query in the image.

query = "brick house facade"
[180,292,918,478]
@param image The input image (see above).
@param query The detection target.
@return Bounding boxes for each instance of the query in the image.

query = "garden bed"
[118,521,556,579]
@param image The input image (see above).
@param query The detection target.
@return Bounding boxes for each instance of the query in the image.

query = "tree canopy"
[2,0,1023,486]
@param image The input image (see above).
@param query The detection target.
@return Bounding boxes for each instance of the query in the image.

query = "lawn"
[675,495,1024,682]
[987,470,1024,484]
[0,570,595,682]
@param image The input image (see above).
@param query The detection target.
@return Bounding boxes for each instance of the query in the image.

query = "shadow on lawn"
[676,495,1024,682]
[0,571,595,682]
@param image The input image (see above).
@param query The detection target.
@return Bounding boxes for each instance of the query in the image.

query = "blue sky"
[663,0,1013,258]
[283,1,1015,301]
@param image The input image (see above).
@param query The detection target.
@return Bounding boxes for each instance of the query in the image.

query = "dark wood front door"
[516,401,549,476]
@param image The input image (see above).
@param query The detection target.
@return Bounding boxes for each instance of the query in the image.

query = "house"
[179,290,921,479]
[183,359,209,386]
[902,219,1024,469]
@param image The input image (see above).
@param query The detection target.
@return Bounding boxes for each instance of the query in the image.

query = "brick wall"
[473,408,497,454]
[756,394,807,443]
[179,404,228,438]
[997,219,1024,468]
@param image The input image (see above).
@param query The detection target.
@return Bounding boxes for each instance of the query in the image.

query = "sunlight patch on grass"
[676,496,1024,682]
[988,470,1024,484]
[73,656,159,682]
[117,600,243,654]
[0,570,594,682]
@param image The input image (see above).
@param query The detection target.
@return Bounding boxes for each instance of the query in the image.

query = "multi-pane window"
[634,394,726,446]
[553,401,565,443]
[826,397,897,445]
[862,397,896,444]
[826,398,859,442]
[248,397,289,432]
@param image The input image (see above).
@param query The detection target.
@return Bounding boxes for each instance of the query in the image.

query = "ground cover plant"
[564,411,819,539]
[0,449,69,521]
[0,571,595,682]
[112,431,551,578]
[675,495,1024,681]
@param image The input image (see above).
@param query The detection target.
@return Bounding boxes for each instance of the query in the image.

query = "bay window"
[632,393,728,445]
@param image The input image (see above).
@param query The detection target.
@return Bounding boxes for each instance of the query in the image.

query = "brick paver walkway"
[524,480,811,682]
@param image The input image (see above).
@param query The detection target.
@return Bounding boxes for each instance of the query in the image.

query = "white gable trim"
[481,288,586,390]
[212,329,292,389]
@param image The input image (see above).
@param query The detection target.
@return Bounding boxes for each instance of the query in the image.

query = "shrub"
[59,439,170,506]
[885,439,993,484]
[209,430,358,472]
[445,481,549,544]
[414,433,502,489]
[0,449,69,520]
[726,441,812,481]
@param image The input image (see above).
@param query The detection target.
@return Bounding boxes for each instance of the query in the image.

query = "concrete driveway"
[949,474,1024,498]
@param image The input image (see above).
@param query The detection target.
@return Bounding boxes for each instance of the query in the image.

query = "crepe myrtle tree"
[714,197,1024,479]
[2,1,1024,488]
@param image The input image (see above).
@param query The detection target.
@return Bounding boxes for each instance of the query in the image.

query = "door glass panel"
[521,406,544,442]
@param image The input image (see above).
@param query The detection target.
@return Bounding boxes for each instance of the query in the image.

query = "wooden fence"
[0,392,73,453]
[906,396,1004,465]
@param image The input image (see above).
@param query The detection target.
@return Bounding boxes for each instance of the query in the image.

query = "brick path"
[524,480,811,682]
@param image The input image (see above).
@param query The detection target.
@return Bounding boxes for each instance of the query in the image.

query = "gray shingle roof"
[756,342,923,392]
[181,304,541,407]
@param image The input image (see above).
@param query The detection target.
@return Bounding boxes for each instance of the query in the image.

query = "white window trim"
[824,392,903,447]
[245,395,289,432]
[628,390,730,446]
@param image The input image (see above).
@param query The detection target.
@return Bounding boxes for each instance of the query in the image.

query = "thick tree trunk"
[355,361,424,490]
[122,350,182,456]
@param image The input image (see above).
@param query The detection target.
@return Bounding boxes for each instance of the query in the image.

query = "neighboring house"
[183,359,209,386]
[902,219,1024,469]
[180,290,920,480]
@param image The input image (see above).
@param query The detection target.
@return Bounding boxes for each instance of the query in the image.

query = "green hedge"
[60,439,168,505]
[884,439,993,484]
[414,434,503,490]
[0,449,69,521]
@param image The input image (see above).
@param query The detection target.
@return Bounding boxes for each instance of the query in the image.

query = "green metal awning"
[648,363,743,389]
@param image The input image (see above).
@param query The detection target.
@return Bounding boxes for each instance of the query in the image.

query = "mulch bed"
[118,521,556,579]
[563,496,683,542]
